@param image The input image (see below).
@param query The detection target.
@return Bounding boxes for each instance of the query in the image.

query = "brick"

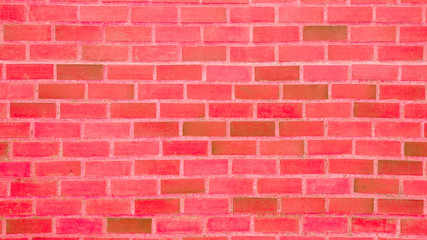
[253,26,299,42]
[111,103,156,118]
[307,103,351,118]
[378,199,423,215]
[212,141,257,155]
[82,45,128,61]
[11,180,57,197]
[35,161,81,177]
[35,122,80,138]
[380,85,425,100]
[405,142,427,157]
[39,84,84,99]
[4,25,51,41]
[85,161,132,176]
[63,141,109,157]
[231,7,275,23]
[281,198,325,214]
[209,178,253,194]
[157,65,202,81]
[183,46,226,62]
[231,121,275,136]
[402,65,427,81]
[280,7,323,23]
[0,83,34,99]
[139,84,183,99]
[254,217,299,233]
[376,7,422,23]
[233,198,277,214]
[376,122,421,138]
[0,4,25,21]
[6,219,52,234]
[163,141,207,156]
[61,180,106,196]
[257,103,302,118]
[86,199,131,215]
[107,218,151,234]
[404,180,427,195]
[209,103,253,118]
[105,26,151,42]
[400,26,427,42]
[329,159,373,174]
[281,159,325,174]
[207,217,250,232]
[0,142,8,157]
[157,218,202,234]
[135,199,180,215]
[182,7,226,23]
[161,103,204,118]
[156,26,200,42]
[328,45,374,61]
[232,159,276,175]
[258,178,302,194]
[133,46,179,62]
[0,122,30,138]
[36,199,81,216]
[187,84,231,100]
[88,84,134,99]
[114,141,159,156]
[29,5,77,21]
[283,85,327,99]
[304,26,347,41]
[134,122,179,137]
[279,46,324,62]
[55,25,102,41]
[80,6,128,22]
[255,66,299,81]
[185,198,229,214]
[0,162,30,177]
[304,65,348,81]
[207,66,252,82]
[31,44,78,60]
[132,7,176,23]
[303,217,348,233]
[184,159,228,176]
[306,178,350,194]
[354,178,399,194]
[329,198,374,214]
[183,122,226,136]
[13,142,59,157]
[400,219,427,235]
[356,140,401,157]
[332,84,376,99]
[351,26,396,42]
[280,121,324,136]
[7,64,53,80]
[328,121,371,137]
[0,44,26,60]
[231,46,274,62]
[405,104,427,119]
[111,180,157,196]
[0,200,32,216]
[162,179,205,194]
[135,160,180,176]
[61,103,106,119]
[205,26,249,42]
[352,218,396,233]
[260,140,304,156]
[10,103,56,118]
[328,7,372,23]
[354,103,400,118]
[57,64,104,80]
[379,46,423,61]
[378,160,422,176]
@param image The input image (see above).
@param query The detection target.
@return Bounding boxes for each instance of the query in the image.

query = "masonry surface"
[0,0,426,239]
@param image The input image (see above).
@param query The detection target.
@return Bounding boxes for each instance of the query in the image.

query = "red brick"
[258,178,302,194]
[0,122,30,138]
[257,103,302,118]
[187,84,231,100]
[135,198,180,215]
[0,162,30,177]
[107,218,151,234]
[378,199,423,215]
[401,219,427,235]
[0,4,25,21]
[86,199,131,215]
[354,103,400,118]
[36,199,81,216]
[356,140,401,157]
[163,141,207,156]
[39,84,84,99]
[231,7,275,23]
[380,85,425,100]
[281,198,325,214]
[400,26,427,42]
[376,122,421,138]
[35,161,81,177]
[304,26,347,41]
[212,141,256,155]
[207,217,250,232]
[209,103,253,118]
[379,46,423,61]
[13,142,59,157]
[306,178,350,194]
[82,44,128,61]
[63,141,109,157]
[80,6,128,22]
[332,84,376,99]
[402,65,427,81]
[57,64,104,80]
[7,64,53,80]
[328,7,372,23]
[156,26,200,42]
[88,84,134,100]
[255,66,299,81]
[111,103,156,118]
[0,83,34,99]
[106,26,151,42]
[114,141,159,157]
[254,217,299,233]
[61,103,106,119]
[0,44,26,60]
[4,25,51,41]
[30,44,78,60]
[10,103,56,118]
[260,140,304,156]
[279,46,324,62]
[280,121,324,136]
[280,7,323,23]
[0,200,32,216]
[183,122,226,136]
[11,180,57,197]
[328,121,371,137]
[6,218,52,234]
[29,5,77,21]
[404,180,427,195]
[182,7,226,23]
[231,121,275,136]
[85,161,132,176]
[280,159,324,175]
[57,218,103,235]
[184,198,229,214]
[138,84,183,99]
[132,7,177,23]
[307,103,351,118]
[111,180,157,196]
[254,26,299,43]
[207,66,252,82]
[61,180,106,196]
[329,159,373,174]
[352,218,396,233]
[35,122,80,138]
[55,25,102,41]
[205,26,249,42]
[134,122,179,137]
[209,178,253,195]
[329,198,374,214]
[351,26,396,42]
[304,65,348,81]
[376,7,422,23]
[232,159,276,175]
[233,198,277,214]
[231,46,274,62]
[328,45,374,61]
[135,160,180,176]
[133,46,179,62]
[184,159,228,176]
[161,179,205,194]
[161,103,205,118]
[183,46,226,62]
[405,142,427,157]
[157,65,202,81]
[378,160,422,176]
[354,178,399,194]
[303,217,348,233]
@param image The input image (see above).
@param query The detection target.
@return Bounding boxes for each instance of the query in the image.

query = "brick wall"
[0,0,426,239]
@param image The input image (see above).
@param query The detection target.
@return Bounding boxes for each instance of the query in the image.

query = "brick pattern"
[0,0,426,239]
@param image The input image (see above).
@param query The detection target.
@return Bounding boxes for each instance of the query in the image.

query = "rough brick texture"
[0,0,426,239]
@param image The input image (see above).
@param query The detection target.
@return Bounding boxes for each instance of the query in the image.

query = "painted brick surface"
[0,0,426,239]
